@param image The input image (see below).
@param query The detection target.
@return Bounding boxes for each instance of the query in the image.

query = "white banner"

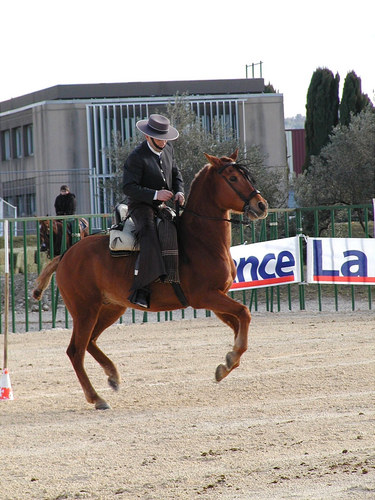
[230,236,301,291]
[307,237,375,285]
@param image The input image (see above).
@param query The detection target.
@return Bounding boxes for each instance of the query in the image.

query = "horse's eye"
[229,176,237,182]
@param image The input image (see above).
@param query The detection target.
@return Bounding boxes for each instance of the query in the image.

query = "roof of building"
[0,78,264,113]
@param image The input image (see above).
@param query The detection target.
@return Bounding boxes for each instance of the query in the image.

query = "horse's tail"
[32,256,60,301]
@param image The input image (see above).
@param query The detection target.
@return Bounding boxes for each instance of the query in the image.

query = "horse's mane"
[185,165,212,207]
[190,163,210,187]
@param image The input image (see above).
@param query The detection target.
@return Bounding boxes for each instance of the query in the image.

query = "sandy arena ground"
[1,310,374,499]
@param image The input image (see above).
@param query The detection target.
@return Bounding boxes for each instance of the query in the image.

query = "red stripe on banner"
[230,275,296,289]
[313,276,375,283]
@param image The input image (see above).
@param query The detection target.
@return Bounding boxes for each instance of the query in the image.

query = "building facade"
[0,79,287,216]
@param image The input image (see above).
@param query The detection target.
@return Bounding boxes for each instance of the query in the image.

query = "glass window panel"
[14,127,22,158]
[25,124,34,156]
[2,130,11,160]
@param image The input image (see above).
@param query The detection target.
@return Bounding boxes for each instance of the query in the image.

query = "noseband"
[217,161,260,212]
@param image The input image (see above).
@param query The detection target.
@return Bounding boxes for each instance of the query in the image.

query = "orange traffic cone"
[0,368,14,400]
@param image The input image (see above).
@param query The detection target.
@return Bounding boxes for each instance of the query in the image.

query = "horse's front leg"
[87,305,127,392]
[193,290,251,381]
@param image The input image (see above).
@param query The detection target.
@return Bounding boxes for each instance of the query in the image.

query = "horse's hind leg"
[66,310,111,410]
[214,312,240,338]
[87,305,126,393]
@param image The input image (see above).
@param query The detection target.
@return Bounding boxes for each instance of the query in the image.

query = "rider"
[122,114,185,308]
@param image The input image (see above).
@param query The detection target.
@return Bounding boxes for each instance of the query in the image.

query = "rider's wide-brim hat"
[136,114,179,140]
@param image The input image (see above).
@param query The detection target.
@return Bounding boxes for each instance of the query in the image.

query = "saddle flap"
[109,217,139,252]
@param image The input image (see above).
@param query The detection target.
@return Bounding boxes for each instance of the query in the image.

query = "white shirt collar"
[147,141,162,157]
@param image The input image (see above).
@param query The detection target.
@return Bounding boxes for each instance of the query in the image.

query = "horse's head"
[39,219,64,256]
[204,150,268,221]
[39,220,50,253]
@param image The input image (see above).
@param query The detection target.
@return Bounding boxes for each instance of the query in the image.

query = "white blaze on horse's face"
[245,198,268,221]
[243,184,268,221]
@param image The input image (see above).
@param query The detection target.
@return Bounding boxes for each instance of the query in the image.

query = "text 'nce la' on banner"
[307,237,375,285]
[229,236,302,291]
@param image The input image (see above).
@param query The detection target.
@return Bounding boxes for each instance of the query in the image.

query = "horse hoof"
[95,400,111,410]
[108,377,119,391]
[225,351,238,370]
[215,363,229,382]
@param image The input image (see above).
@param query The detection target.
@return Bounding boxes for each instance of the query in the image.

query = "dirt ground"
[1,310,374,500]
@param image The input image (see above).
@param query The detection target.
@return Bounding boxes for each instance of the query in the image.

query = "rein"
[182,207,252,226]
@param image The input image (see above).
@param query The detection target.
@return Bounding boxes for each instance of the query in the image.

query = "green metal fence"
[232,203,374,314]
[0,203,373,333]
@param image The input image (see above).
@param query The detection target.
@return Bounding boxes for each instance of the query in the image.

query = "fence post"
[296,209,305,310]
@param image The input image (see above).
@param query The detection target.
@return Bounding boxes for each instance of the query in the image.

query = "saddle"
[109,204,140,255]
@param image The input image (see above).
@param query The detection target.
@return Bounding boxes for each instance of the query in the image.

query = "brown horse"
[39,218,89,257]
[33,151,268,410]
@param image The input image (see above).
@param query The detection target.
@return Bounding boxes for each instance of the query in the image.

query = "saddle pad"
[109,217,139,252]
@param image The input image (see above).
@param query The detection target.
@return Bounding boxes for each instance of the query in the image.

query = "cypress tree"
[340,71,372,126]
[304,68,339,170]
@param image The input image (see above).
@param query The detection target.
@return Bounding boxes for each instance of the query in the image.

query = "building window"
[24,124,34,156]
[13,127,23,158]
[6,193,36,217]
[1,130,11,160]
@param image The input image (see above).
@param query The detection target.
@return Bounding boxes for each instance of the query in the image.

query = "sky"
[1,0,374,118]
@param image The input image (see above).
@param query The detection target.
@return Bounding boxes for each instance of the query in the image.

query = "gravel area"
[1,311,374,499]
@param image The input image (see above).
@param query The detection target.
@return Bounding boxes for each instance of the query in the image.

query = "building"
[0,79,287,216]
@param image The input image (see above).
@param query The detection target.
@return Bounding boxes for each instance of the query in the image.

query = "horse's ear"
[204,152,214,163]
[230,149,239,162]
[205,150,239,167]
[204,153,221,168]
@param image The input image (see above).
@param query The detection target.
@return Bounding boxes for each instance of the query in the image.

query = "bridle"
[181,161,262,225]
[40,221,50,239]
[39,221,51,252]
[217,161,260,213]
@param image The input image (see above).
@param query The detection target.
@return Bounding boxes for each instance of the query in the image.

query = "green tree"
[304,68,340,171]
[295,107,375,207]
[295,108,375,235]
[339,71,372,126]
[264,82,277,93]
[164,96,239,193]
[285,114,305,129]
